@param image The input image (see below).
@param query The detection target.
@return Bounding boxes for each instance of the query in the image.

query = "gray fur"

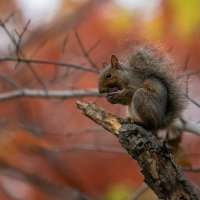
[128,45,186,128]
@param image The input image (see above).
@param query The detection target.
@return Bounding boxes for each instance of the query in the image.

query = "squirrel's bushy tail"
[128,45,186,128]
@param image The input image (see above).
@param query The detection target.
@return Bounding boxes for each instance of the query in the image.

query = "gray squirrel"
[98,45,186,130]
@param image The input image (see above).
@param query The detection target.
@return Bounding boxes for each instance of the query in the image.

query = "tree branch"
[0,89,99,101]
[179,68,200,78]
[129,183,148,200]
[0,160,93,200]
[76,101,200,200]
[0,88,200,138]
[172,118,200,136]
[76,101,121,135]
[0,19,47,89]
[0,57,99,73]
[74,28,99,69]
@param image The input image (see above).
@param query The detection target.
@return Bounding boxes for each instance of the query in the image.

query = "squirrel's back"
[128,45,186,128]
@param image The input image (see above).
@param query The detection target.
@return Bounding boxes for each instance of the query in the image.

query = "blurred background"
[0,0,200,199]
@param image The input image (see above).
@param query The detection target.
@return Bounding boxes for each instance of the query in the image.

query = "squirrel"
[98,45,186,130]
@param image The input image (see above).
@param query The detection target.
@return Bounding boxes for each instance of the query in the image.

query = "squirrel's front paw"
[106,92,120,104]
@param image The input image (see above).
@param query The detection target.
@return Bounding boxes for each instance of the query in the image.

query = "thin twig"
[129,184,148,200]
[178,68,200,78]
[183,53,191,71]
[47,144,125,154]
[30,38,48,58]
[87,39,101,54]
[185,74,190,98]
[44,128,103,137]
[181,54,200,108]
[183,54,190,95]
[50,33,71,83]
[61,33,70,58]
[0,19,16,43]
[3,12,16,24]
[0,19,47,90]
[74,28,98,69]
[187,96,200,108]
[0,70,21,89]
[0,161,94,200]
[15,19,31,58]
[183,168,200,173]
[0,57,99,73]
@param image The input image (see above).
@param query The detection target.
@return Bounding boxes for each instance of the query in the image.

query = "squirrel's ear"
[102,62,108,68]
[111,55,119,69]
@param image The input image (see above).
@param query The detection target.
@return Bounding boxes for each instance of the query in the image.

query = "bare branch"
[0,88,100,101]
[74,28,98,69]
[29,66,48,89]
[61,33,70,58]
[129,184,148,200]
[43,128,103,137]
[183,53,191,96]
[0,70,21,89]
[172,118,200,136]
[76,101,121,135]
[185,74,190,98]
[14,19,31,58]
[187,96,200,108]
[3,12,16,24]
[0,161,93,200]
[75,101,200,137]
[0,19,47,90]
[0,57,99,73]
[0,19,17,45]
[87,39,101,55]
[183,168,200,173]
[179,68,200,78]
[47,144,125,154]
[180,54,200,108]
[183,53,191,71]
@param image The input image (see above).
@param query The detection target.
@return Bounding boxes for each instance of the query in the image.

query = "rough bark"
[76,101,200,200]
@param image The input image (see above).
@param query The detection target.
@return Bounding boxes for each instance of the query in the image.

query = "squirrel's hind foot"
[118,117,134,124]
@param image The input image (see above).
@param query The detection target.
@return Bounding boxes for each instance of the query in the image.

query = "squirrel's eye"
[105,72,112,79]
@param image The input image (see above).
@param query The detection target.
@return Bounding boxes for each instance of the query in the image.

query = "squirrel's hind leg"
[132,78,168,130]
